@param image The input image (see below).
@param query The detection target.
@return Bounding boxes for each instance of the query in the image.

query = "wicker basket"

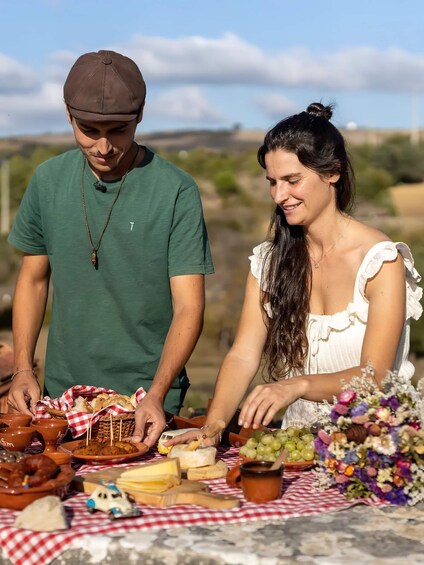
[90,413,136,442]
[45,408,135,441]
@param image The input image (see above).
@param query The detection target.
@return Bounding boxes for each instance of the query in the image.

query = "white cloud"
[120,35,424,91]
[0,82,65,131]
[148,86,225,123]
[0,54,39,94]
[2,35,424,135]
[255,94,300,120]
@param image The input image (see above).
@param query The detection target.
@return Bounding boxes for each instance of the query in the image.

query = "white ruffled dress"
[249,240,423,428]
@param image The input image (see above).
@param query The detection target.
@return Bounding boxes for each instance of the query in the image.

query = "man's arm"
[133,273,205,447]
[8,254,51,415]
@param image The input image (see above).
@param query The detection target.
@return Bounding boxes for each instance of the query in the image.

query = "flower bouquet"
[314,365,424,505]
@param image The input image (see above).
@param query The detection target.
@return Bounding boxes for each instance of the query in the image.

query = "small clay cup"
[239,460,283,503]
[0,413,32,428]
[45,451,72,466]
[0,426,34,451]
[31,419,69,452]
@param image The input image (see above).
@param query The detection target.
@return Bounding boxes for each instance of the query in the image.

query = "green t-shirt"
[8,147,214,412]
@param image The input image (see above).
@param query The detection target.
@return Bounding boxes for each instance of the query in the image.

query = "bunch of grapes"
[239,427,316,463]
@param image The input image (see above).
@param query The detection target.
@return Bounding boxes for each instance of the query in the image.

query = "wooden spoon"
[270,448,289,471]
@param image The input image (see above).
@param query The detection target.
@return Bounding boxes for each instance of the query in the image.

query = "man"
[7,50,214,447]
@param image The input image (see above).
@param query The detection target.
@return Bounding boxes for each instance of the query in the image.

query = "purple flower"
[381,396,401,411]
[344,451,360,464]
[351,402,369,417]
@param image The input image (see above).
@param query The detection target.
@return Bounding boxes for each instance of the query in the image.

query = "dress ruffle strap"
[355,241,422,321]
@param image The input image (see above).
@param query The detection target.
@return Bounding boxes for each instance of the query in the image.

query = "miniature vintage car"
[86,482,141,520]
[157,427,199,454]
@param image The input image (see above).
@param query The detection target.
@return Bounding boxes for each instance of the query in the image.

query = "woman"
[167,102,422,447]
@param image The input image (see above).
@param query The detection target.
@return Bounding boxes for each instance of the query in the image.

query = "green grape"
[260,433,274,445]
[256,443,266,455]
[246,437,259,449]
[239,445,250,457]
[284,440,297,452]
[289,449,302,461]
[302,447,315,461]
[296,440,305,451]
[270,438,282,451]
[241,425,317,463]
[275,430,288,442]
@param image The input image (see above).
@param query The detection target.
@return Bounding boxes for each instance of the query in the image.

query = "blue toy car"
[86,482,141,520]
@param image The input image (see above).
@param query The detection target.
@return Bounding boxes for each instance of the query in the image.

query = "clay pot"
[31,419,69,452]
[227,460,283,503]
[0,426,34,451]
[45,451,72,466]
[0,413,32,428]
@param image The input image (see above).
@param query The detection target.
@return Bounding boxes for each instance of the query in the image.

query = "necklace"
[81,146,139,269]
[309,217,351,269]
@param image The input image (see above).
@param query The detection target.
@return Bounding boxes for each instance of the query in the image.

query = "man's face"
[68,113,140,181]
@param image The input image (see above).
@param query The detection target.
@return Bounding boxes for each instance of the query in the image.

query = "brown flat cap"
[64,50,146,122]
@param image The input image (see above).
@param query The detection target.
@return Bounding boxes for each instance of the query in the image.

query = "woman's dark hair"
[257,102,355,381]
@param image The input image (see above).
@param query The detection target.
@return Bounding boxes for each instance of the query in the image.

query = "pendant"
[91,250,98,269]
[314,262,320,268]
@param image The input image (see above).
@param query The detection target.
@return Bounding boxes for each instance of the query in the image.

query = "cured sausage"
[7,454,59,488]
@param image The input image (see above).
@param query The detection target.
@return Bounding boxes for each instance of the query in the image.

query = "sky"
[1,0,424,137]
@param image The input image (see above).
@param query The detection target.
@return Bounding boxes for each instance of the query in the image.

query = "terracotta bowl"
[0,426,34,451]
[46,451,72,466]
[31,419,69,451]
[0,463,75,510]
[0,413,32,428]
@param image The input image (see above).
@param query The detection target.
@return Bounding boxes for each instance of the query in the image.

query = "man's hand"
[131,394,166,448]
[7,373,41,415]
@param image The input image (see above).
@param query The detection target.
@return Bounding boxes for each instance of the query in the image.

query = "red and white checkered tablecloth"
[0,447,386,565]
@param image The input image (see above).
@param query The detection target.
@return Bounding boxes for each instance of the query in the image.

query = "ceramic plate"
[59,440,149,465]
[0,463,75,510]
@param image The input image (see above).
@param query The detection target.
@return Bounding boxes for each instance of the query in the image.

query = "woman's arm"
[206,273,268,426]
[239,253,407,429]
[165,272,268,448]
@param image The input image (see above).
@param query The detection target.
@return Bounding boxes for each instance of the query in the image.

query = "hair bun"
[306,102,333,121]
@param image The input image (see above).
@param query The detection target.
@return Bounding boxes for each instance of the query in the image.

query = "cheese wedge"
[120,457,181,481]
[117,473,180,493]
[168,445,216,469]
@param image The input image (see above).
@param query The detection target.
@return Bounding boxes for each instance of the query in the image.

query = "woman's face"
[264,149,340,227]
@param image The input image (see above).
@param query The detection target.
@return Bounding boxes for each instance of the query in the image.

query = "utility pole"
[1,159,10,235]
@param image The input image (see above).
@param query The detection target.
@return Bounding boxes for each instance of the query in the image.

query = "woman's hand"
[238,378,308,429]
[164,422,224,449]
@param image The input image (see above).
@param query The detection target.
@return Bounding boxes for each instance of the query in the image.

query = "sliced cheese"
[116,473,180,493]
[120,457,181,481]
[168,445,217,469]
